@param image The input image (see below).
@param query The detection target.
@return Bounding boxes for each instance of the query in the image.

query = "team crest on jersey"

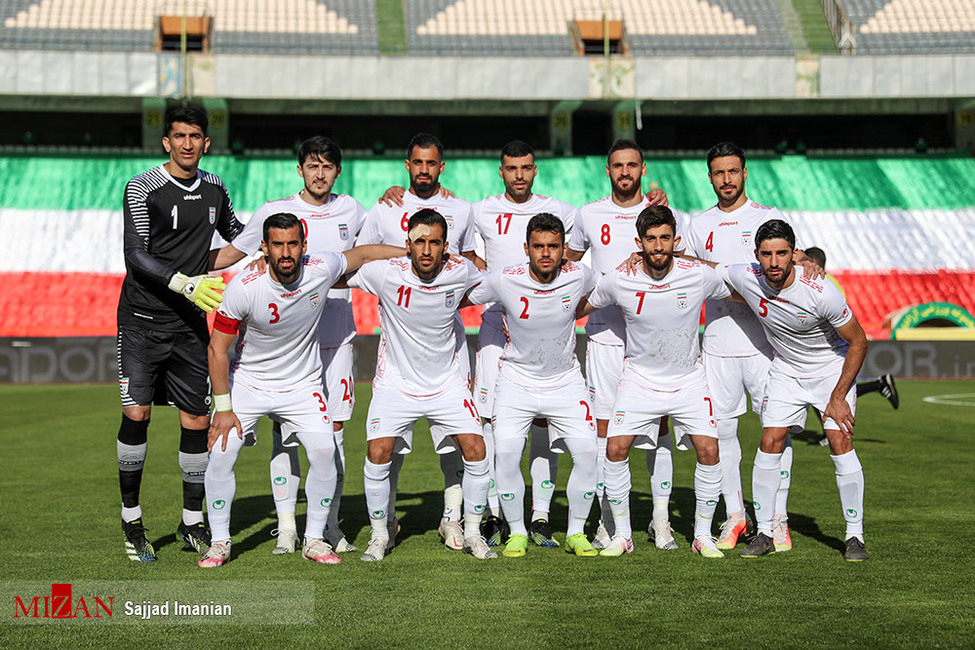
[120,377,130,395]
[309,292,320,308]
[614,410,625,425]
[561,295,571,311]
[444,215,454,229]
[797,310,808,324]
[677,292,688,309]
[208,207,216,224]
[338,223,349,241]
[369,417,381,433]
[741,230,752,246]
[445,290,456,308]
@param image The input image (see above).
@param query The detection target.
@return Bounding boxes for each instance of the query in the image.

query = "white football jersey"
[358,191,476,255]
[469,261,597,389]
[214,252,349,391]
[717,263,852,379]
[348,256,482,396]
[473,193,577,329]
[587,258,729,390]
[683,200,798,357]
[233,192,366,348]
[569,194,685,346]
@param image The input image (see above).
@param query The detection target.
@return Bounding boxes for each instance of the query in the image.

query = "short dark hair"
[407,133,443,159]
[526,213,565,245]
[165,105,208,136]
[407,208,447,240]
[263,212,304,243]
[297,135,343,167]
[803,246,827,269]
[707,141,746,170]
[755,219,796,250]
[500,140,535,163]
[636,205,676,238]
[608,138,643,165]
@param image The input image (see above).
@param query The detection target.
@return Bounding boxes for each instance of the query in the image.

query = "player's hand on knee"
[169,272,227,313]
[823,396,855,437]
[209,412,242,451]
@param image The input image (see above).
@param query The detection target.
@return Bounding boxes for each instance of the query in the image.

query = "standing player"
[220,136,365,555]
[358,133,481,551]
[202,213,402,567]
[349,209,494,561]
[565,139,677,551]
[680,141,814,551]
[715,220,869,561]
[468,213,599,558]
[471,140,579,548]
[116,105,244,562]
[579,206,728,559]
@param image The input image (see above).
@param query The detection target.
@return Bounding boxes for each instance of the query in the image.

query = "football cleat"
[740,532,776,558]
[198,540,231,568]
[463,535,498,560]
[598,534,634,557]
[360,535,389,562]
[480,515,508,547]
[692,536,725,559]
[879,374,899,409]
[271,527,299,555]
[438,520,464,550]
[647,519,679,550]
[528,518,559,548]
[565,532,599,557]
[844,537,869,562]
[592,520,613,550]
[324,523,358,553]
[715,516,749,550]
[502,533,529,558]
[177,521,211,555]
[772,514,792,552]
[303,537,342,565]
[122,518,156,562]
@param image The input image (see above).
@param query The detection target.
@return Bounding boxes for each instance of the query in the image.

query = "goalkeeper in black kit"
[115,105,244,562]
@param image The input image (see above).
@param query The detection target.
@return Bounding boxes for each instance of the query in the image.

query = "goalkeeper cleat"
[528,518,559,548]
[598,534,634,557]
[648,519,679,550]
[740,532,776,558]
[271,527,299,555]
[480,515,508,547]
[324,524,358,553]
[123,518,156,562]
[303,537,342,565]
[692,536,725,559]
[177,521,211,555]
[463,535,498,560]
[879,374,899,409]
[715,516,749,550]
[844,536,869,562]
[360,535,389,562]
[565,532,599,557]
[198,540,231,568]
[502,534,529,558]
[592,520,613,550]
[438,520,464,550]
[772,514,792,552]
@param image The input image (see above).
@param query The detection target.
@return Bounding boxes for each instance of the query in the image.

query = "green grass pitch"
[1,380,973,648]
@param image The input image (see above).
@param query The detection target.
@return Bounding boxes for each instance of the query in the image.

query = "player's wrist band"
[213,393,232,412]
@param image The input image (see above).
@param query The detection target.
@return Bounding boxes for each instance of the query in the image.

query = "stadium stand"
[843,0,975,54]
[0,0,379,54]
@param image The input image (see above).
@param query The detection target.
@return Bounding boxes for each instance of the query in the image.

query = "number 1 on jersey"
[171,205,178,230]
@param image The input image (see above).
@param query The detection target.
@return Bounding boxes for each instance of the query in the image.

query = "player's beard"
[411,175,438,197]
[611,176,640,202]
[643,250,673,276]
[271,256,301,284]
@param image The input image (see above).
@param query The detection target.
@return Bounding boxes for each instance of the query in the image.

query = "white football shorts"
[584,340,624,420]
[492,374,596,453]
[703,350,773,420]
[231,378,332,446]
[473,318,505,416]
[761,371,857,431]
[365,382,482,455]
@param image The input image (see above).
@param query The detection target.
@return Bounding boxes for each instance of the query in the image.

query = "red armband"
[213,311,240,335]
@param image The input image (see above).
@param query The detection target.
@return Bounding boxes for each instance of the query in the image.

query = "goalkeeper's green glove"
[168,272,227,313]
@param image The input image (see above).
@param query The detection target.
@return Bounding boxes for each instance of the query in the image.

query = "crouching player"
[202,212,401,567]
[579,205,728,558]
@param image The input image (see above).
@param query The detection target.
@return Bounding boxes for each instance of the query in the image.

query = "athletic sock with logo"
[775,436,793,518]
[648,429,674,522]
[495,436,528,537]
[462,458,490,538]
[327,426,346,528]
[603,458,633,539]
[441,451,464,522]
[752,450,782,535]
[693,461,722,538]
[270,426,301,519]
[717,419,745,518]
[529,423,556,517]
[832,449,865,539]
[363,459,391,540]
[564,437,597,537]
[117,415,149,521]
[179,426,208,525]
[301,435,337,541]
[204,432,245,542]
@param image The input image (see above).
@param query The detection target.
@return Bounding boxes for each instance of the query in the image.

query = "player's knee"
[759,428,789,453]
[367,439,395,465]
[606,437,630,462]
[121,406,151,423]
[459,435,486,462]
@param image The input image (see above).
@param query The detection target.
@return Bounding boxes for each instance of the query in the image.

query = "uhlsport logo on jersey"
[445,290,456,308]
[797,310,809,324]
[369,417,381,433]
[338,223,349,241]
[677,292,688,309]
[13,583,113,619]
[741,230,752,245]
[614,410,625,425]
[309,292,320,308]
[208,207,216,224]
[561,295,571,311]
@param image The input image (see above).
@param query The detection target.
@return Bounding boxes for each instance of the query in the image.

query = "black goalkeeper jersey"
[117,165,244,336]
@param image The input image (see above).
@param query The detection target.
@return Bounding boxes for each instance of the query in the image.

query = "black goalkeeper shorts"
[117,325,211,416]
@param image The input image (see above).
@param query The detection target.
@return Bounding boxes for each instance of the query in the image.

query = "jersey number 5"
[758,298,768,317]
